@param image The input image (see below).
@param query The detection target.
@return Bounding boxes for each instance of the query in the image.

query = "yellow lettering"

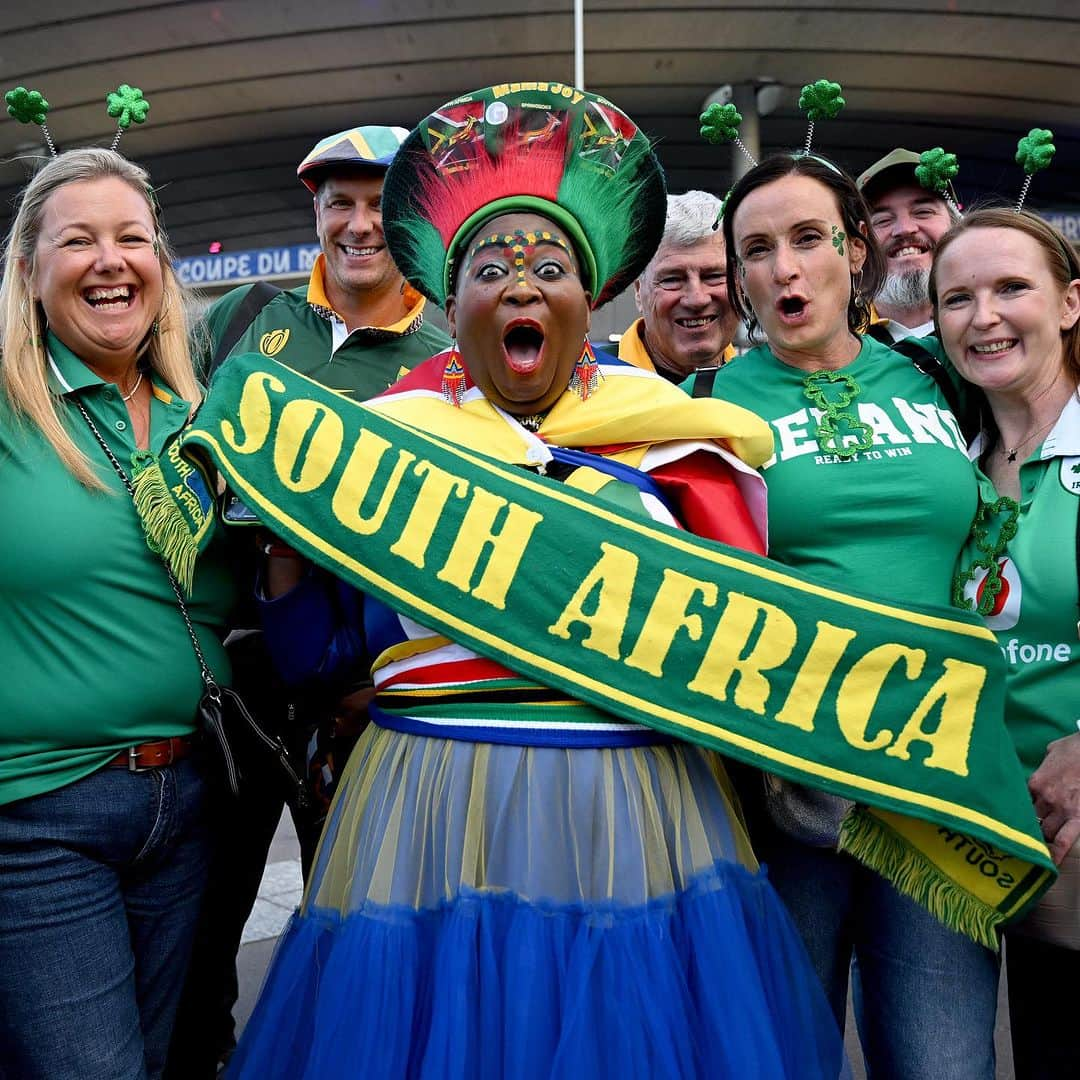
[624,570,718,677]
[885,659,984,776]
[774,621,857,731]
[492,84,510,98]
[548,542,638,660]
[436,488,542,609]
[688,593,796,713]
[331,431,415,536]
[836,644,925,751]
[166,442,192,477]
[221,371,284,454]
[272,399,344,493]
[388,461,468,568]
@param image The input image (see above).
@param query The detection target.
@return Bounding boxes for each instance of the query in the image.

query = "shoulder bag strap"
[72,398,310,804]
[690,366,721,398]
[208,281,282,379]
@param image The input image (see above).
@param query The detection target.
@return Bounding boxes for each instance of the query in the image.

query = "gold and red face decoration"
[467,228,576,288]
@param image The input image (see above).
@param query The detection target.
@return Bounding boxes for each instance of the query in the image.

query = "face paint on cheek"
[831,225,846,257]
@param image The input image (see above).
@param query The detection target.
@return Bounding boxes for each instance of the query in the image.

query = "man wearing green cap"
[858,148,958,342]
[166,126,450,1080]
[203,124,450,394]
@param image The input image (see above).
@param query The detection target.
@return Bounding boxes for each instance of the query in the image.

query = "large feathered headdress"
[382,83,666,309]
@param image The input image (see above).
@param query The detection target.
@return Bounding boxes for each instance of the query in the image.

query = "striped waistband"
[369,704,672,749]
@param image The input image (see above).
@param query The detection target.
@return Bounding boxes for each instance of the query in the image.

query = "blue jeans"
[0,756,211,1080]
[756,823,999,1080]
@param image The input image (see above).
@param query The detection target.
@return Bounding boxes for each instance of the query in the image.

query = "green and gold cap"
[297,125,410,192]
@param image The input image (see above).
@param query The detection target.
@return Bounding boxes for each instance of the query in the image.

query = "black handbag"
[75,399,310,809]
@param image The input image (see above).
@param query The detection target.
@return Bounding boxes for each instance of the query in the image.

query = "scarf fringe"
[839,806,1001,951]
[131,462,197,595]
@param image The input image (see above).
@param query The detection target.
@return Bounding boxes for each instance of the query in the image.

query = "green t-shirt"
[958,395,1080,773]
[0,336,234,805]
[688,334,978,606]
[203,276,451,399]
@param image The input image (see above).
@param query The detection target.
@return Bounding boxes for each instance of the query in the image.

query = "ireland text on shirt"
[761,398,965,468]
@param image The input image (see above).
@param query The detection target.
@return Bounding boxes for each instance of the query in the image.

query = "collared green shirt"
[0,335,233,805]
[203,258,451,398]
[960,394,1080,773]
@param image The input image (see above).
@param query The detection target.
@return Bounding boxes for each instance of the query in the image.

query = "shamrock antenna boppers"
[699,102,758,168]
[1014,128,1055,212]
[5,82,152,157]
[915,147,960,213]
[798,79,845,155]
[106,84,150,151]
[6,87,55,156]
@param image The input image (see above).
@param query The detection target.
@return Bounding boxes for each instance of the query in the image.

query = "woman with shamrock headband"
[687,148,1000,1076]
[0,91,234,1078]
[932,206,1080,1079]
[227,84,846,1079]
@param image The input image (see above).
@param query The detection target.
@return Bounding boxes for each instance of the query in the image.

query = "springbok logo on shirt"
[963,557,1022,631]
[259,329,290,357]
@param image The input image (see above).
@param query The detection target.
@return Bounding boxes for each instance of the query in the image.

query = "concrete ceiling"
[1,0,1077,259]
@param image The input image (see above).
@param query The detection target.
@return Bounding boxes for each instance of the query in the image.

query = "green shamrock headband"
[700,79,847,229]
[1015,128,1055,212]
[700,78,847,167]
[6,83,151,156]
[911,129,1055,216]
[914,147,961,213]
[797,79,845,155]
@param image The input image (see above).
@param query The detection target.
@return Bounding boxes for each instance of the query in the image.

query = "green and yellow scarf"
[183,354,1055,947]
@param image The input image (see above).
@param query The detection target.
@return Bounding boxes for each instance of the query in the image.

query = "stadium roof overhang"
[2,0,1076,270]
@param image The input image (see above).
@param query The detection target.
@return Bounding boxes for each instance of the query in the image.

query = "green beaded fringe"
[839,804,1001,951]
[131,461,198,595]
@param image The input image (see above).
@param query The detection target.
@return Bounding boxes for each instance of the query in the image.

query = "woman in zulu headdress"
[226,84,845,1078]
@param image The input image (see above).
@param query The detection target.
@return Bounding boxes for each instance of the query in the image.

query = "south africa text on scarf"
[184,353,1055,947]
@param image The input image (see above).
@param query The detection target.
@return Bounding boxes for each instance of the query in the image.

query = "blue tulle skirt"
[229,725,845,1079]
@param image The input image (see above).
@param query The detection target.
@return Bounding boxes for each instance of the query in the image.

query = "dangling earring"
[851,269,864,308]
[150,319,159,336]
[851,269,869,324]
[441,342,466,407]
[568,339,600,401]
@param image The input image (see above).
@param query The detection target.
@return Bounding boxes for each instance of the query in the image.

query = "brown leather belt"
[108,735,195,772]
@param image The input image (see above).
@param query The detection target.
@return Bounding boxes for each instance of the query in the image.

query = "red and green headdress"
[382,83,666,310]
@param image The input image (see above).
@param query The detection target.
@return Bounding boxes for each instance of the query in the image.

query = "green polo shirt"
[203,257,451,398]
[959,395,1080,773]
[0,335,234,805]
[687,334,978,606]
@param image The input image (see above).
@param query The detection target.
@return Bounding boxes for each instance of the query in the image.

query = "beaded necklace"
[802,369,874,458]
[515,413,547,433]
[952,496,1020,615]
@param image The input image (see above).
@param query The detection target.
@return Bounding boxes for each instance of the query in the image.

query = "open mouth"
[84,285,135,311]
[341,244,381,258]
[777,295,809,320]
[502,320,545,375]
